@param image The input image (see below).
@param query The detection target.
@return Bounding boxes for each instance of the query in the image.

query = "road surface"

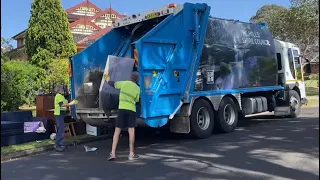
[1,107,319,180]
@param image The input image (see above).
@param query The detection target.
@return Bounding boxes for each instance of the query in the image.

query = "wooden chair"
[54,122,76,138]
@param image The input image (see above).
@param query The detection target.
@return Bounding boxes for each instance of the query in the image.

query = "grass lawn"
[304,80,319,107]
[306,87,319,96]
[1,134,93,155]
[303,97,319,107]
[305,80,319,96]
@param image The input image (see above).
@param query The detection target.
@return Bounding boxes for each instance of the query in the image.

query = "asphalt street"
[1,107,319,180]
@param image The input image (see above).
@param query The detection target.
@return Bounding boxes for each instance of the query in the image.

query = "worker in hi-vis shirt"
[106,71,140,161]
[54,85,77,152]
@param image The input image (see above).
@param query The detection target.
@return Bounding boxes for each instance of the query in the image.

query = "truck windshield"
[288,48,296,78]
[292,49,301,68]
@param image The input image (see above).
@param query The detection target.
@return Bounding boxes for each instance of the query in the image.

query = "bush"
[1,59,21,112]
[42,58,70,92]
[1,60,42,112]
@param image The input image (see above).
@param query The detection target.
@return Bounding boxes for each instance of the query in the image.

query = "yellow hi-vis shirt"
[54,93,68,115]
[115,81,140,112]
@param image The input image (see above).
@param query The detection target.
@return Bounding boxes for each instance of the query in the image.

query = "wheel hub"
[290,96,299,112]
[223,104,235,125]
[196,107,210,130]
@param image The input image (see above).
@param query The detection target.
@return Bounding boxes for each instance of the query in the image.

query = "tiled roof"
[12,30,27,39]
[78,40,96,45]
[88,8,123,21]
[65,0,102,14]
[73,34,89,43]
[78,27,112,44]
[69,18,102,30]
[68,14,86,22]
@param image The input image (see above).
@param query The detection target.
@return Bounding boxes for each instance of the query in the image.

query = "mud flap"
[170,116,190,134]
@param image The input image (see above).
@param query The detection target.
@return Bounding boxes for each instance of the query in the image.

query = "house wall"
[16,38,25,48]
[311,63,319,74]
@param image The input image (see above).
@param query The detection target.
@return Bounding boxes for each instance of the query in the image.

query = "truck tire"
[190,99,214,139]
[288,90,301,118]
[215,97,238,133]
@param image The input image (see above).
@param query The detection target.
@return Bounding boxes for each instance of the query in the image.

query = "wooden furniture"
[36,95,55,131]
[54,122,77,138]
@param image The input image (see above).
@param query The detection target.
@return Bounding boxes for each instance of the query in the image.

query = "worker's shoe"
[108,152,116,161]
[128,153,139,160]
[55,146,65,152]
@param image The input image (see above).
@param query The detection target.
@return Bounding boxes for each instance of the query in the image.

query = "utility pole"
[109,0,112,26]
[84,0,89,32]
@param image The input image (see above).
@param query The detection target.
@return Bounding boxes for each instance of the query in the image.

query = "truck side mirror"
[305,62,312,74]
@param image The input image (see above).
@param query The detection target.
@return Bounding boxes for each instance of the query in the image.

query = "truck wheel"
[215,97,238,133]
[190,99,214,139]
[288,90,301,118]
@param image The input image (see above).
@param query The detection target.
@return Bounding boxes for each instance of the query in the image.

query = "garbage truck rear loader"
[69,3,310,139]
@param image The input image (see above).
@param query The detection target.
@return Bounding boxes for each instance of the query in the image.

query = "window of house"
[111,14,116,18]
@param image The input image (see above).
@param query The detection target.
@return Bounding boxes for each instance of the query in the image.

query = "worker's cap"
[131,71,140,82]
[54,85,64,93]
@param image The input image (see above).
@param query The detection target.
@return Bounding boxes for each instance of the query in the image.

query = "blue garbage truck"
[69,3,310,138]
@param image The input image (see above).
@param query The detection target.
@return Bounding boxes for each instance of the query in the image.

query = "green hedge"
[310,74,319,80]
[1,60,42,112]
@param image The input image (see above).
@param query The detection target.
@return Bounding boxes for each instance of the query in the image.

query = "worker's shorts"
[116,109,136,128]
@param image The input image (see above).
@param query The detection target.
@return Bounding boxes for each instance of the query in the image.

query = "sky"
[1,0,291,47]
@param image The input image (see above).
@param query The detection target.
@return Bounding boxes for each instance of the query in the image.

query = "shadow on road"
[1,113,319,180]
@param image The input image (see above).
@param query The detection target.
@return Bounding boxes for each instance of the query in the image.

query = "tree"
[26,0,76,68]
[287,0,319,62]
[250,0,319,62]
[43,58,70,91]
[250,5,289,40]
[1,37,13,54]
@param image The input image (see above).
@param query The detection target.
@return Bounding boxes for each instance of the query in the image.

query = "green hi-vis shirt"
[115,81,140,112]
[54,93,68,115]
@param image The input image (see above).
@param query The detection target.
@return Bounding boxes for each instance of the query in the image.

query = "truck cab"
[274,39,310,105]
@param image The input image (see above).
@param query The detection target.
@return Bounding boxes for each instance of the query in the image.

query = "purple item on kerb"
[24,121,41,133]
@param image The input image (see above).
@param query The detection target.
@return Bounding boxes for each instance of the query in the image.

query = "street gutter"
[1,134,112,162]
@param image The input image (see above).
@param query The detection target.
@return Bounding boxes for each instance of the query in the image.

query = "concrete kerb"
[1,134,112,162]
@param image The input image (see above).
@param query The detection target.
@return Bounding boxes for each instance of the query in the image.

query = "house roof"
[12,1,120,42]
[68,14,86,22]
[65,0,102,14]
[73,34,89,43]
[78,27,112,44]
[12,30,27,39]
[88,8,123,21]
[69,18,102,30]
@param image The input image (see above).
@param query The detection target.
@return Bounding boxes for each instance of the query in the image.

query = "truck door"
[134,3,210,128]
[288,47,307,98]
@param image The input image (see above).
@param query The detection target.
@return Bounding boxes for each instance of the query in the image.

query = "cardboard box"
[86,124,100,136]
